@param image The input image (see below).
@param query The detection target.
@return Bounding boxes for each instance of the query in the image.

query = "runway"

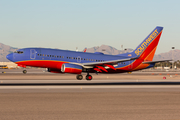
[1,73,180,91]
[1,71,180,120]
[1,79,180,90]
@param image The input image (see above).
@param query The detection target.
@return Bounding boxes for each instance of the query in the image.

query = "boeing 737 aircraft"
[6,26,168,80]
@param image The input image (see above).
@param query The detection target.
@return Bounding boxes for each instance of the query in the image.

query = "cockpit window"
[14,51,24,54]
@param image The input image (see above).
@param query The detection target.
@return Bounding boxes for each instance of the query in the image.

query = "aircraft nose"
[6,53,13,61]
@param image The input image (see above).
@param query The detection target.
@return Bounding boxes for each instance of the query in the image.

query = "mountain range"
[0,43,17,62]
[0,43,178,62]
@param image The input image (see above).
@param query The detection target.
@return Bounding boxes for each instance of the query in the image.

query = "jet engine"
[47,68,62,73]
[61,63,82,74]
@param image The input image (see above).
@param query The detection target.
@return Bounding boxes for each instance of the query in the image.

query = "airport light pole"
[124,49,127,53]
[121,45,123,51]
[2,50,3,66]
[172,47,175,70]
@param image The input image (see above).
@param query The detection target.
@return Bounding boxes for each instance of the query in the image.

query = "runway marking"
[1,79,180,82]
[1,85,180,89]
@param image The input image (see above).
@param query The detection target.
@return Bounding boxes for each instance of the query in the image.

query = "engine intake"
[61,63,82,74]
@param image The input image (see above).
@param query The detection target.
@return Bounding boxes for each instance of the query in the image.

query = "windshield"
[14,51,24,54]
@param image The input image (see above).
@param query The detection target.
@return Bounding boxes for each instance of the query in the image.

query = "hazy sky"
[0,0,180,54]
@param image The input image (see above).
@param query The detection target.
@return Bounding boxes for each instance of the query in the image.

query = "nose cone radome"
[6,53,13,61]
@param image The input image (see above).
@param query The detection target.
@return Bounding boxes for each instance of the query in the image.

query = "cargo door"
[128,60,133,70]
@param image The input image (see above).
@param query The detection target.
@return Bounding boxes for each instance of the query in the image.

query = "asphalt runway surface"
[1,69,180,120]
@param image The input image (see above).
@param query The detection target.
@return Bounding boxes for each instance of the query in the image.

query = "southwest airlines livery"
[6,26,168,80]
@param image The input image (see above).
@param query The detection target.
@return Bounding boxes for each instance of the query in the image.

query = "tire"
[23,70,27,74]
[76,75,83,80]
[86,75,92,80]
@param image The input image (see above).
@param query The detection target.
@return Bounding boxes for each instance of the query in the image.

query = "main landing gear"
[86,74,92,81]
[76,74,93,81]
[76,74,83,80]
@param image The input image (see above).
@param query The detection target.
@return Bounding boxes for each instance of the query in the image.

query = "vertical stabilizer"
[132,26,163,61]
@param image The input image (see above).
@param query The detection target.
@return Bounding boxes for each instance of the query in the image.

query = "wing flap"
[143,59,172,64]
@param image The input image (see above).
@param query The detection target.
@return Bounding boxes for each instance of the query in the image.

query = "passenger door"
[30,49,36,59]
[77,56,81,63]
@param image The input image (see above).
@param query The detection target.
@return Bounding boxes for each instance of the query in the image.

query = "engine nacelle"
[47,68,62,73]
[61,63,82,74]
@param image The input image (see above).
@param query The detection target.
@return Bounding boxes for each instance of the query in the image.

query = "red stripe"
[104,64,116,70]
[94,68,102,72]
[96,66,108,72]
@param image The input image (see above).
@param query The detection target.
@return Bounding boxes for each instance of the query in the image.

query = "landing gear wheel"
[23,70,27,74]
[86,75,92,81]
[76,74,83,80]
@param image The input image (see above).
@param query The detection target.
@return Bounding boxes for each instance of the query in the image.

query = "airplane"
[83,47,87,52]
[6,26,169,80]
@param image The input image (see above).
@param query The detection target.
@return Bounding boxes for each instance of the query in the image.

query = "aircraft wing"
[142,59,172,64]
[81,57,138,67]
